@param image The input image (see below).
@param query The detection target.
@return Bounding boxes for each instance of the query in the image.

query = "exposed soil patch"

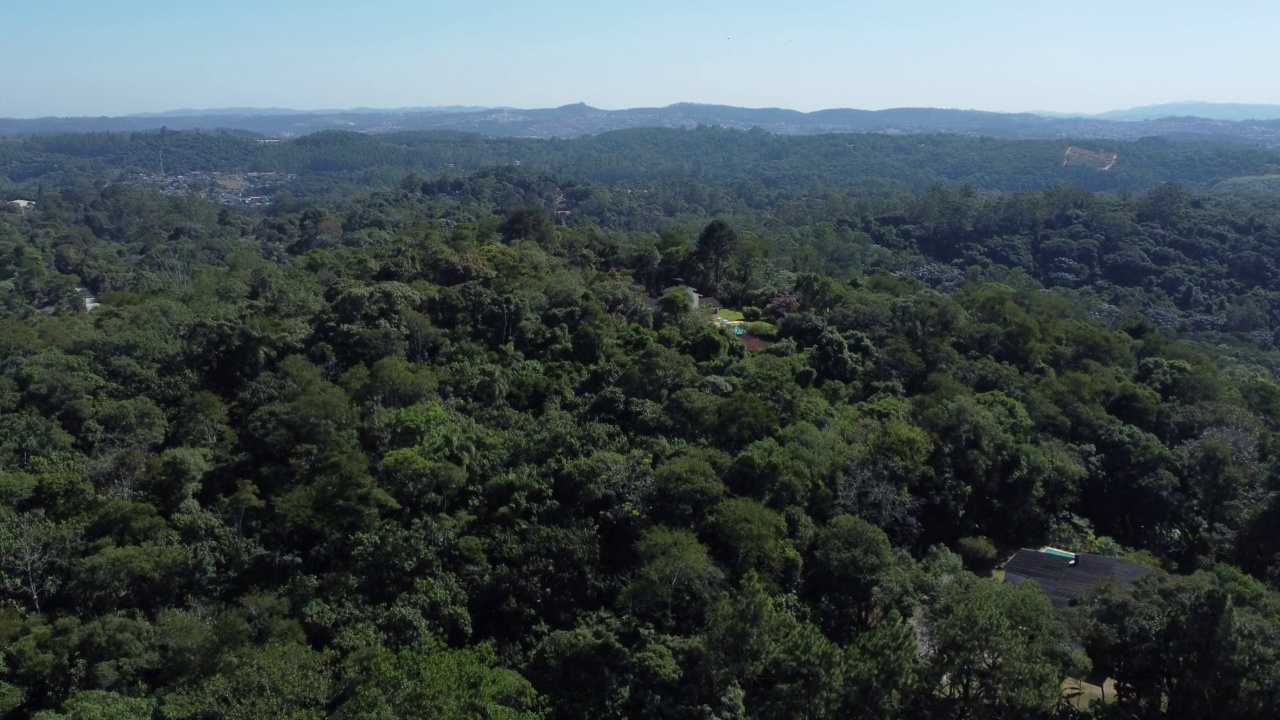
[1063,146,1118,171]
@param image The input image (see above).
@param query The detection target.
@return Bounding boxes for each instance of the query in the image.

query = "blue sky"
[3,0,1278,117]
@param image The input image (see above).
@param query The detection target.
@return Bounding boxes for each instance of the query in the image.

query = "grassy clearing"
[718,309,745,322]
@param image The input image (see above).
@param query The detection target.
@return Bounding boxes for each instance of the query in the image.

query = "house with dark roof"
[683,286,722,316]
[1004,548,1151,610]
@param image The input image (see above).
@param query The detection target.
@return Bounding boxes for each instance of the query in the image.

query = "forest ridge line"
[5,101,1280,147]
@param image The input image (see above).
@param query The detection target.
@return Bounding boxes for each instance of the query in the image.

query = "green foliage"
[32,691,155,720]
[709,498,799,584]
[925,570,1076,717]
[806,515,896,640]
[335,638,545,720]
[1071,570,1280,719]
[3,132,1280,719]
[956,536,999,574]
[657,286,693,322]
[622,527,722,631]
[742,321,777,340]
[162,643,333,720]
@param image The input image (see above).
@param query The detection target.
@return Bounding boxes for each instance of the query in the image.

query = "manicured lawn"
[718,309,745,322]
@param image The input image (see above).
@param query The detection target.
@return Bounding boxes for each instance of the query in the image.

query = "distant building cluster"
[553,187,572,216]
[123,172,293,207]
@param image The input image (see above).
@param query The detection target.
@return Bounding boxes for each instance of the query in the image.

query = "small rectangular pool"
[1040,547,1076,559]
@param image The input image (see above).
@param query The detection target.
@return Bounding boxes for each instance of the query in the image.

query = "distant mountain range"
[1030,102,1280,122]
[74,101,1280,123]
[1091,102,1280,122]
[4,102,1280,148]
[125,106,490,118]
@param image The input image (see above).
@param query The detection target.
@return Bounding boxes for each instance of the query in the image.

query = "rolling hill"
[3,103,1280,148]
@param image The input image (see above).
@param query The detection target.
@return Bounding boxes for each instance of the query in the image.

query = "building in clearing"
[644,285,726,318]
[7,199,35,211]
[682,286,722,315]
[1004,547,1151,610]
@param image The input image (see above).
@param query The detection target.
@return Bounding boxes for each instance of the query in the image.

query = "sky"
[3,0,1279,118]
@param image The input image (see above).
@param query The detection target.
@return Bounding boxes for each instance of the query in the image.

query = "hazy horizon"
[6,100,1280,122]
[4,0,1279,119]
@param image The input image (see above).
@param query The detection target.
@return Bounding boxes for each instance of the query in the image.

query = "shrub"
[742,306,763,321]
[957,536,998,574]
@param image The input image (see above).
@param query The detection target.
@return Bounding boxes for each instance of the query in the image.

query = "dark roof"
[700,297,723,309]
[1004,550,1150,610]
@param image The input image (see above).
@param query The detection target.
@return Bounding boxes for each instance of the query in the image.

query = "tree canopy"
[2,129,1280,718]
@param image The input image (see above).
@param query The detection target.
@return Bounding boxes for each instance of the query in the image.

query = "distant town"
[122,171,294,206]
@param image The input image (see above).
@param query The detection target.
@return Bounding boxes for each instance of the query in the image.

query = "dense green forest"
[3,131,1280,718]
